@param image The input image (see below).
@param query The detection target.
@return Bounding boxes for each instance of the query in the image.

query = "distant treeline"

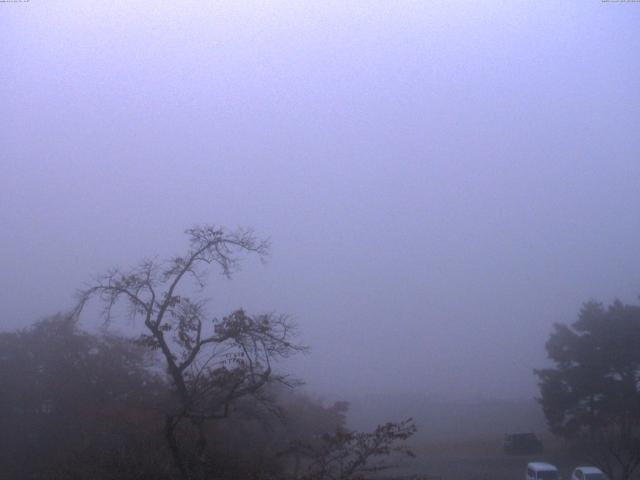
[0,315,416,479]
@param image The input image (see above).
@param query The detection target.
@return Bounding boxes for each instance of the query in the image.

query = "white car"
[527,462,560,480]
[571,466,608,480]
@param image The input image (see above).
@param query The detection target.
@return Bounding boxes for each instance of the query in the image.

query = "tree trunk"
[165,414,189,480]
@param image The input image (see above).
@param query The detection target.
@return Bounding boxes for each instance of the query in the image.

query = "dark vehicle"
[504,433,543,455]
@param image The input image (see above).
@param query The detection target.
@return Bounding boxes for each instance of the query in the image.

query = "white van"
[527,462,560,480]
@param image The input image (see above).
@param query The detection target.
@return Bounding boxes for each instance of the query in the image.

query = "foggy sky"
[2,1,640,401]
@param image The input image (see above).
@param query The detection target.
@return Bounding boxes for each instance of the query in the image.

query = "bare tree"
[74,225,307,479]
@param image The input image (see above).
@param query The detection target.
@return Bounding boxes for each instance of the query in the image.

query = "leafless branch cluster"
[290,418,417,480]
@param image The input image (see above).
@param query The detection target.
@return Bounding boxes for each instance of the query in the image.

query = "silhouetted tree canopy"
[0,315,170,479]
[536,300,640,480]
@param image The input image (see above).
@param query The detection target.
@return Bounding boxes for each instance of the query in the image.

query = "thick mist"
[2,1,639,406]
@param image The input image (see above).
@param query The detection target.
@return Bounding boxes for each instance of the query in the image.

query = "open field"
[383,434,579,480]
[347,396,568,480]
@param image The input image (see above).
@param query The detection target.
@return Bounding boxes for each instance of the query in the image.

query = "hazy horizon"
[2,1,640,402]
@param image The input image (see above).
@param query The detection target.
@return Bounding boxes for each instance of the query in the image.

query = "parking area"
[382,434,579,480]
